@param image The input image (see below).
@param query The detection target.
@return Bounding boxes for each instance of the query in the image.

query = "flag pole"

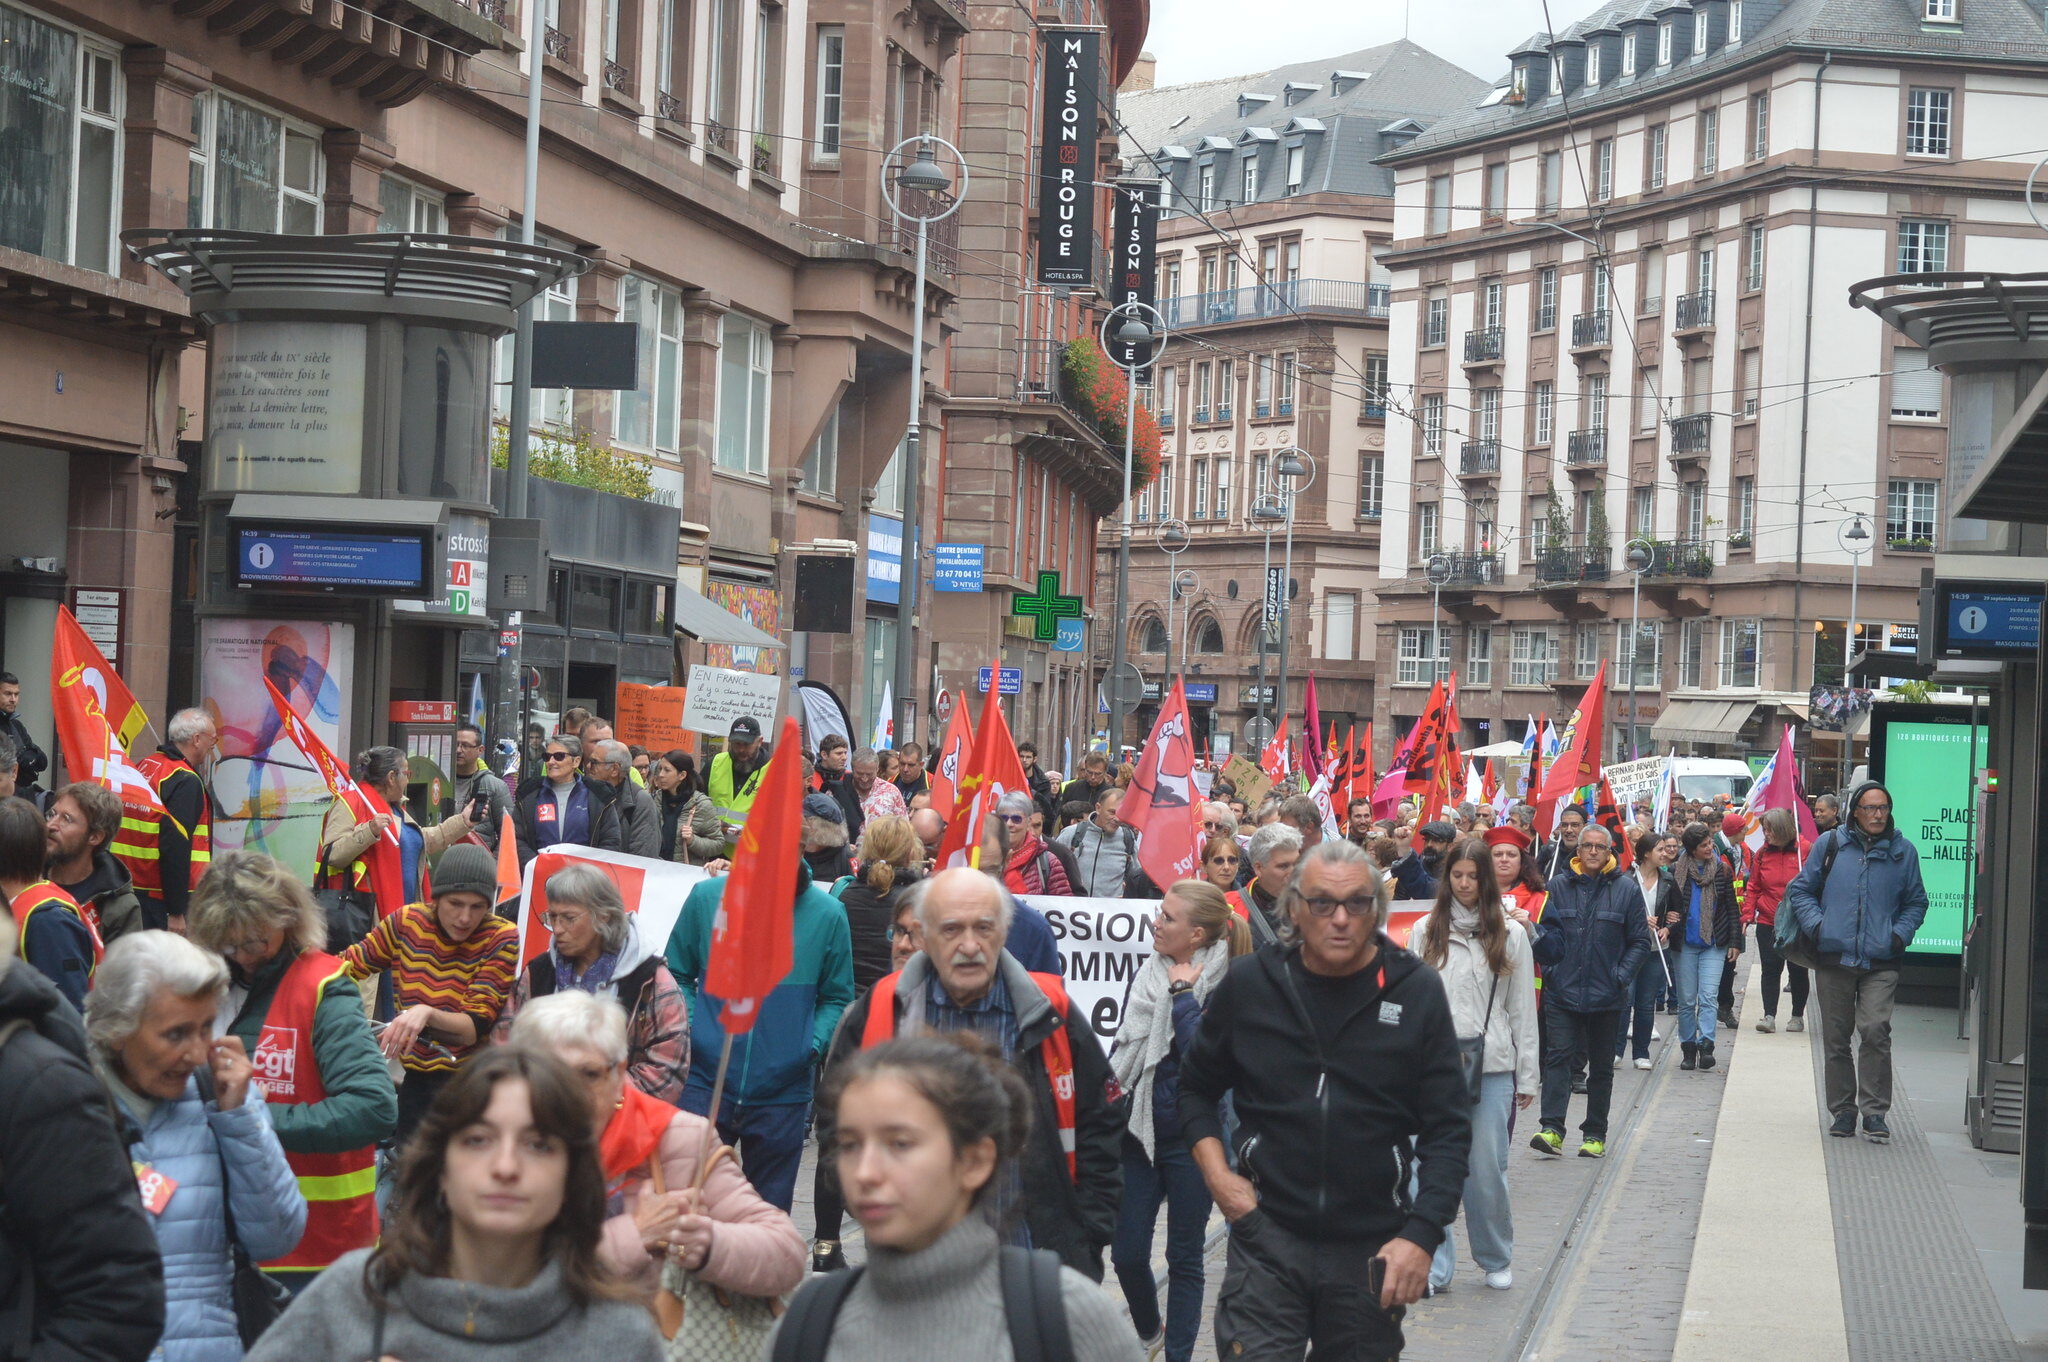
[695,1029,738,1176]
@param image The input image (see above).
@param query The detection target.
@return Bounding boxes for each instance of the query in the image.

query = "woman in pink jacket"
[509,990,806,1302]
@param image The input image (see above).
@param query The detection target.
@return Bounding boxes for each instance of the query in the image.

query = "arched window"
[1140,616,1169,653]
[1193,616,1225,654]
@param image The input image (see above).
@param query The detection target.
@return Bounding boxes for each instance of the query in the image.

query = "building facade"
[1374,0,2048,774]
[1102,41,1489,757]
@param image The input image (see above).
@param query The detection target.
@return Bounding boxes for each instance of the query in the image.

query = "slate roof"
[1385,0,2048,161]
[1118,39,1492,204]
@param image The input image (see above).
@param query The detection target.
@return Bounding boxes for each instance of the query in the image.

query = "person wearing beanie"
[340,842,521,1140]
[803,791,858,883]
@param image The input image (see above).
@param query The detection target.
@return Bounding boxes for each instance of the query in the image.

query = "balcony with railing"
[1668,411,1713,459]
[1459,439,1501,477]
[1157,278,1384,328]
[1675,289,1716,331]
[1571,310,1610,349]
[1566,428,1607,467]
[1440,552,1506,586]
[1464,327,1505,364]
[1534,539,1612,585]
[1636,538,1716,578]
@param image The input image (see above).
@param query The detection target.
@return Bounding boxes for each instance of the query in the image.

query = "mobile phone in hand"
[1367,1255,1387,1302]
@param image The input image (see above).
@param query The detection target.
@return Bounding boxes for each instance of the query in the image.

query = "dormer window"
[1586,44,1601,85]
[1623,32,1637,73]
[1924,0,1956,18]
[1658,22,1673,63]
[1331,69,1369,95]
[1237,92,1274,118]
[1693,8,1710,53]
[1283,81,1318,106]
[1728,0,1742,43]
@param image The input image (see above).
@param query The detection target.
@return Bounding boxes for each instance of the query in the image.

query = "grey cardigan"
[244,1249,662,1362]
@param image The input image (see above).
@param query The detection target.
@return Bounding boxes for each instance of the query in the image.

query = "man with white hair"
[585,739,660,859]
[114,706,217,933]
[821,867,1121,1279]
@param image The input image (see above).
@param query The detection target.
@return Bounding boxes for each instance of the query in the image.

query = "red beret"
[1483,825,1531,852]
[1722,811,1748,838]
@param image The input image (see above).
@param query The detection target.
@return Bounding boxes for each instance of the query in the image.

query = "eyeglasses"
[455,738,483,750]
[1299,895,1378,918]
[1855,802,1891,814]
[544,751,574,763]
[539,910,587,930]
[1000,813,1027,825]
[1208,853,1240,865]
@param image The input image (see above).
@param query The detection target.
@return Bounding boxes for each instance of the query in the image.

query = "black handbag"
[312,856,376,953]
[1456,975,1500,1107]
[193,1067,293,1347]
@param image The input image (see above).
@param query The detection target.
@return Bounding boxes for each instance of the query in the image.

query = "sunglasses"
[1000,813,1028,825]
[544,751,574,762]
[1209,853,1240,865]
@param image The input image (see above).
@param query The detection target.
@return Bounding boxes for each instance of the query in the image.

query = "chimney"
[1123,50,1157,92]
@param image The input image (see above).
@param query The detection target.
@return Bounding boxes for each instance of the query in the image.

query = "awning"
[1959,365,2048,523]
[1650,698,1756,745]
[673,582,786,650]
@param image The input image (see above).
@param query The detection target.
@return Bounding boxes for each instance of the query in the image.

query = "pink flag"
[1302,675,1327,781]
[1741,726,1819,852]
[1120,679,1202,891]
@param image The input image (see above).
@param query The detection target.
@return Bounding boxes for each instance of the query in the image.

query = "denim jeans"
[1429,1071,1516,1286]
[1615,952,1663,1059]
[681,1090,810,1211]
[1677,944,1725,1047]
[1112,1135,1212,1362]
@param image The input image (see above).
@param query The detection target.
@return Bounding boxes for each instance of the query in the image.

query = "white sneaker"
[1634,1057,1653,1070]
[1485,1270,1513,1290]
[1651,1027,1661,1041]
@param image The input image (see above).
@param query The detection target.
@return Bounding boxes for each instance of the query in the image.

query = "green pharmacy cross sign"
[1012,570,1084,641]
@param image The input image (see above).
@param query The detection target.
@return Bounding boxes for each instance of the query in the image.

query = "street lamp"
[1273,448,1315,734]
[1838,513,1872,790]
[1172,568,1200,671]
[1101,298,1169,757]
[1251,495,1286,749]
[1625,536,1654,761]
[1425,554,1454,691]
[881,134,967,753]
[1159,518,1190,685]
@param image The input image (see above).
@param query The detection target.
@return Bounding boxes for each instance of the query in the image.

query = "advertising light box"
[1870,706,1984,957]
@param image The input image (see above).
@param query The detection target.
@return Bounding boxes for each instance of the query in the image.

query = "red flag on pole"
[263,678,409,915]
[1352,723,1375,811]
[1413,680,1463,847]
[1120,679,1202,890]
[50,613,163,820]
[1595,772,1634,870]
[1539,663,1609,810]
[705,716,803,1034]
[52,607,150,753]
[934,683,1032,872]
[495,809,522,907]
[1302,675,1327,780]
[1260,716,1292,786]
[926,699,974,823]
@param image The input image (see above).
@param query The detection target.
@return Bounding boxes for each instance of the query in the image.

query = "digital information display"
[232,524,431,595]
[1873,718,1983,956]
[1935,583,2043,658]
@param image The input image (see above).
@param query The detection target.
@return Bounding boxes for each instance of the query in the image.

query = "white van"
[1672,757,1754,803]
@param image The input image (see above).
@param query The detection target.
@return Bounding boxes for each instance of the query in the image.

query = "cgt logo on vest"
[253,1027,300,1098]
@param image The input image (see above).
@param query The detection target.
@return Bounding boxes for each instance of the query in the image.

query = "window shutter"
[1890,350,1943,417]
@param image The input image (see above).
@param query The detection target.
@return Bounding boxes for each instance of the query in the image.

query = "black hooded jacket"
[0,961,165,1361]
[1178,935,1471,1252]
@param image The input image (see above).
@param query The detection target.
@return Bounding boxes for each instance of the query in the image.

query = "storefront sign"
[1109,180,1158,368]
[1034,29,1102,287]
[680,664,782,736]
[933,543,985,592]
[70,589,123,671]
[388,701,456,724]
[1186,682,1218,704]
[396,513,490,620]
[206,320,367,494]
[1054,618,1087,652]
[866,516,902,606]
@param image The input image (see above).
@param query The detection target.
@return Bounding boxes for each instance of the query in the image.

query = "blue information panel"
[933,543,985,592]
[978,666,1024,695]
[233,526,430,593]
[1937,584,2044,658]
[1054,618,1086,653]
[1186,682,1219,704]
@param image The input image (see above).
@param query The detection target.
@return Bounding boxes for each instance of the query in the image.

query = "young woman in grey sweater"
[778,1033,1139,1362]
[246,1047,662,1362]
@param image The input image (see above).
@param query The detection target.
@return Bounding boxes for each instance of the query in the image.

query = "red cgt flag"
[926,698,974,824]
[1594,772,1634,871]
[264,678,410,915]
[53,607,150,753]
[1351,723,1375,811]
[704,715,802,1034]
[934,680,1032,872]
[1539,662,1609,812]
[1120,679,1202,890]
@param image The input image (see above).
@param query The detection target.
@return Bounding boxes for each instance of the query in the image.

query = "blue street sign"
[978,666,1024,695]
[1186,682,1219,704]
[933,543,985,592]
[1054,618,1086,652]
[866,516,902,606]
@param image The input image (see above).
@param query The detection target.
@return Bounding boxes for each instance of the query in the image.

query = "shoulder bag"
[1456,968,1500,1107]
[655,1145,789,1362]
[193,1067,292,1348]
[1774,832,1840,971]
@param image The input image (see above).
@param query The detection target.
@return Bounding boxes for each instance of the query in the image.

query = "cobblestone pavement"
[790,982,1749,1362]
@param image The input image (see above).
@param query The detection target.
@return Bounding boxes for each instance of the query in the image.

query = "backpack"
[1774,832,1840,970]
[770,1245,1073,1362]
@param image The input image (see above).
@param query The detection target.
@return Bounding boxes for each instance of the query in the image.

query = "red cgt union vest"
[861,969,1078,1178]
[12,880,104,965]
[252,950,378,1272]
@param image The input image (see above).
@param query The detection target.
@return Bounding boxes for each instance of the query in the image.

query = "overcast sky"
[1142,0,1612,88]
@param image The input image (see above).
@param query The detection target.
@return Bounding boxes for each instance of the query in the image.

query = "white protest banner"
[682,664,782,737]
[516,844,709,967]
[1602,755,1670,813]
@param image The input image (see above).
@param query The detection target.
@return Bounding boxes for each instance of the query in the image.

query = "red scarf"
[1004,834,1062,895]
[598,1083,679,1189]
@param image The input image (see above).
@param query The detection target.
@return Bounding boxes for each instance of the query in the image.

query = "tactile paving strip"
[1811,1022,2022,1362]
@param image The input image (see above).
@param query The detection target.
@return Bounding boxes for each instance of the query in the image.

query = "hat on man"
[1419,820,1458,845]
[1483,825,1531,853]
[729,716,763,742]
[432,843,498,902]
[802,792,846,825]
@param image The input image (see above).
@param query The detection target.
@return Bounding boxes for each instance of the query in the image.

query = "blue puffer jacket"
[112,1077,307,1362]
[1534,860,1656,1012]
[1784,804,1929,971]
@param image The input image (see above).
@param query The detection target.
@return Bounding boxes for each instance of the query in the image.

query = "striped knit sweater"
[339,903,519,1073]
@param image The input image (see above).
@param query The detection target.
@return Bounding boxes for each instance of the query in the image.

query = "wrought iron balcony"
[1636,538,1716,578]
[1440,552,1505,586]
[1534,540,1612,585]
[1464,327,1505,364]
[603,59,632,92]
[1156,278,1383,328]
[1459,439,1501,476]
[1675,289,1716,331]
[1669,411,1713,457]
[543,24,573,58]
[1566,428,1607,467]
[656,90,684,121]
[1572,310,1610,348]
